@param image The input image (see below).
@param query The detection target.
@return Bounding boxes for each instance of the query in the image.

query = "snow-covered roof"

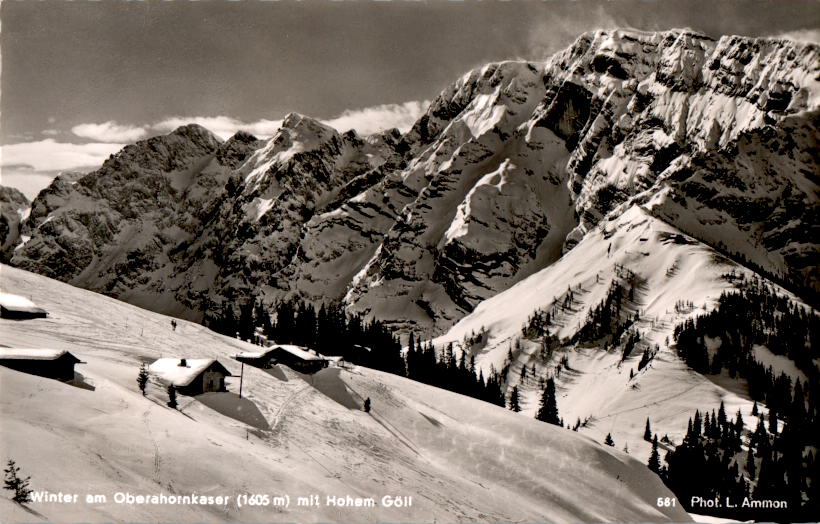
[0,349,77,361]
[0,293,46,313]
[234,351,268,359]
[270,344,325,361]
[148,358,230,387]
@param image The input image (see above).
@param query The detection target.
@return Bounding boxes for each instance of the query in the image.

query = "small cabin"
[0,293,47,320]
[148,358,232,396]
[233,350,274,369]
[0,349,83,382]
[267,345,328,374]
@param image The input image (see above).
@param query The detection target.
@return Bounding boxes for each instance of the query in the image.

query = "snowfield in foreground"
[0,264,690,523]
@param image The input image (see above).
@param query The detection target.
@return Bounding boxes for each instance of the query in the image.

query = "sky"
[1,0,818,200]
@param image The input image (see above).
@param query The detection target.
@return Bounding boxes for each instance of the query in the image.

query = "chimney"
[179,358,187,367]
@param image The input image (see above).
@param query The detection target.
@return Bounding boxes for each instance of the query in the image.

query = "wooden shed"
[148,358,233,396]
[0,349,83,382]
[267,345,328,374]
[0,293,47,320]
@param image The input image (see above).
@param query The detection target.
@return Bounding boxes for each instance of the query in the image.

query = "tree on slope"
[604,433,615,447]
[535,378,560,425]
[508,386,521,412]
[137,363,149,396]
[648,435,662,474]
[3,460,32,504]
[167,385,178,409]
[644,417,652,441]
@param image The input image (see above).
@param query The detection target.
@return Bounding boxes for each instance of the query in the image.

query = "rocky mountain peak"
[0,186,30,262]
[216,131,264,169]
[7,28,818,334]
[279,112,338,140]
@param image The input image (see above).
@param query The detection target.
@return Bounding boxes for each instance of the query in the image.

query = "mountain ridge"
[5,28,818,332]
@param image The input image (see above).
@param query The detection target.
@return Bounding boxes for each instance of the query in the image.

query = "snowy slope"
[433,204,805,461]
[0,264,690,523]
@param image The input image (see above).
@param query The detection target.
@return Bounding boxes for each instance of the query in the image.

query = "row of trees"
[202,296,571,428]
[674,278,818,382]
[672,280,819,451]
[405,335,507,407]
[664,280,818,520]
[574,279,638,347]
[659,400,817,521]
[205,298,406,376]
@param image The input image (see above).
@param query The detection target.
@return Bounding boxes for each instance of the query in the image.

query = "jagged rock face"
[0,186,30,262]
[165,114,405,313]
[10,125,258,314]
[9,29,819,333]
[536,30,820,289]
[346,30,819,331]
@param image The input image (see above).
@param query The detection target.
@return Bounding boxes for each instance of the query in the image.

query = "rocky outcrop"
[0,186,30,262]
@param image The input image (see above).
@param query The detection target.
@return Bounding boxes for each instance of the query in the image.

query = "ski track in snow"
[142,407,162,482]
[270,383,313,433]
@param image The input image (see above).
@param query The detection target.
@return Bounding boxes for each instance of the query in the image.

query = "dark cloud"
[1,0,817,144]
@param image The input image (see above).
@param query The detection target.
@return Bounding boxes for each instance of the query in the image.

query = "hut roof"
[234,350,268,359]
[0,348,79,362]
[270,344,325,361]
[0,293,47,314]
[149,358,231,387]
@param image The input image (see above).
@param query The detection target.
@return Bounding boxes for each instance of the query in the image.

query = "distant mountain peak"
[7,27,818,333]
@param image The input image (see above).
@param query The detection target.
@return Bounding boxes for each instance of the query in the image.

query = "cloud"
[152,100,429,140]
[324,101,429,135]
[2,139,123,173]
[1,139,124,198]
[71,121,148,143]
[0,166,63,201]
[153,116,283,140]
[768,28,820,44]
[526,5,627,60]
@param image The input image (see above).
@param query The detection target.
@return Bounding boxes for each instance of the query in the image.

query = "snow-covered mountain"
[0,186,30,262]
[8,29,818,334]
[432,202,813,460]
[2,27,818,521]
[0,264,689,523]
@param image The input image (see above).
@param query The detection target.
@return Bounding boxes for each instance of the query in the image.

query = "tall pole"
[239,362,244,399]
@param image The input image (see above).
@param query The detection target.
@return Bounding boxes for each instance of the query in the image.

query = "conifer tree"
[167,385,177,409]
[693,410,702,436]
[137,363,149,396]
[752,401,759,416]
[648,435,662,474]
[753,417,768,449]
[535,378,560,425]
[604,433,615,447]
[508,386,521,412]
[3,460,32,504]
[746,448,756,480]
[644,417,652,441]
[768,409,778,435]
